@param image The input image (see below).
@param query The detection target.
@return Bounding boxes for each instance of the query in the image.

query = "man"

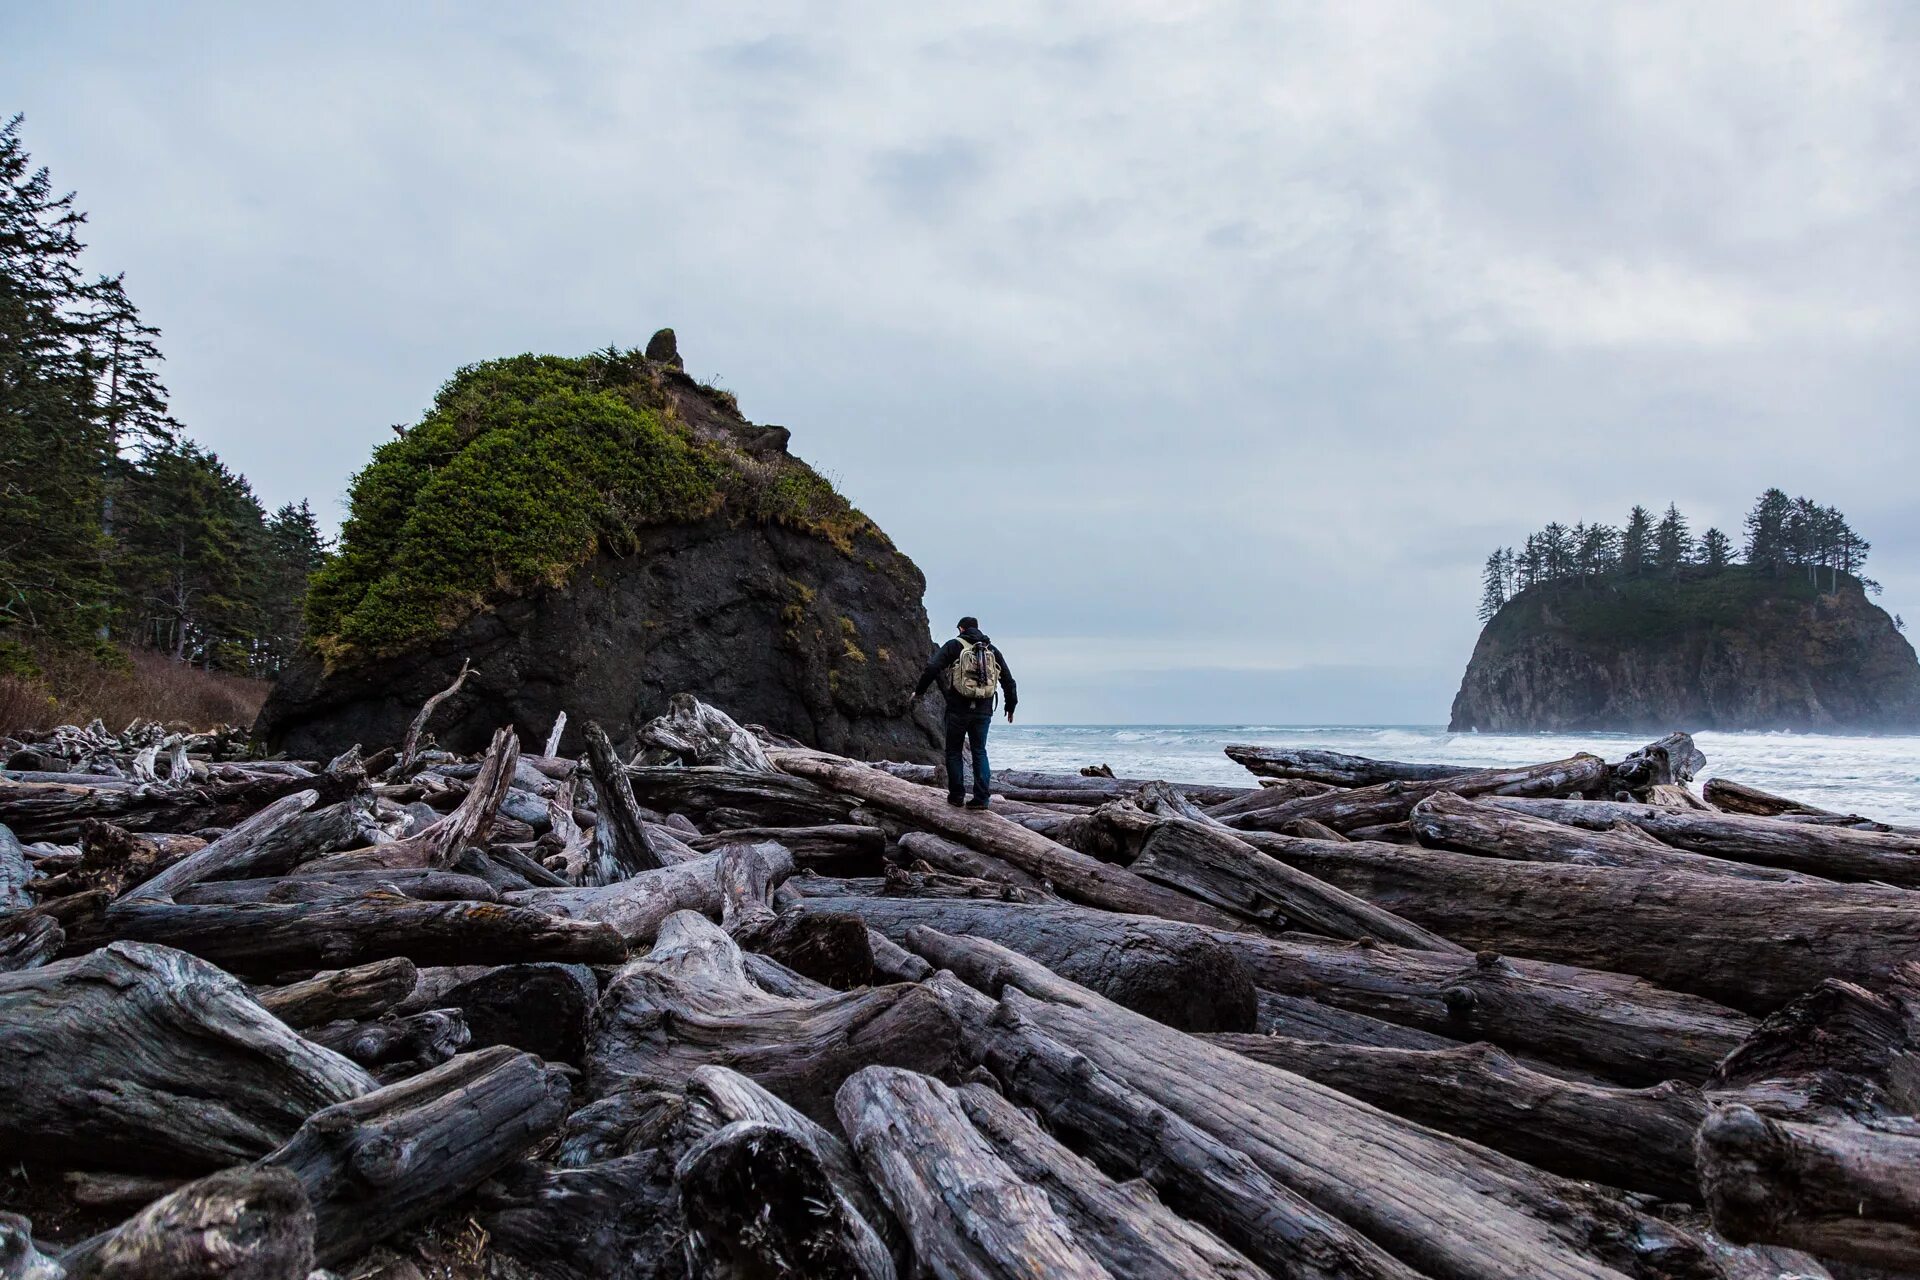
[911,616,1017,808]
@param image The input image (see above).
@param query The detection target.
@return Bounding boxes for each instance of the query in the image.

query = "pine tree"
[1540,522,1575,580]
[1744,488,1792,570]
[1698,527,1732,572]
[1653,503,1690,573]
[258,500,326,671]
[1620,505,1654,575]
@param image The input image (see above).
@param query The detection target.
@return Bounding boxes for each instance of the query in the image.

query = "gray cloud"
[5,2,1914,723]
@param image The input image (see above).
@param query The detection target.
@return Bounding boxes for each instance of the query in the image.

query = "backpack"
[948,638,1001,700]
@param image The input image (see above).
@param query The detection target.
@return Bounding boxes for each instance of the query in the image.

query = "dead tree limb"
[397,658,471,772]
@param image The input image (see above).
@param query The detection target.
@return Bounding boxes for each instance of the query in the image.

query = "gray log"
[1225,753,1609,835]
[57,1166,314,1280]
[475,1151,683,1280]
[0,941,374,1171]
[252,958,419,1029]
[176,868,497,905]
[0,912,62,972]
[1224,745,1472,787]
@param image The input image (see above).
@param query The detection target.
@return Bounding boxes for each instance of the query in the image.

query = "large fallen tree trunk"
[55,1165,315,1280]
[504,849,732,943]
[1702,778,1840,819]
[1210,930,1753,1085]
[687,823,887,872]
[836,1066,1114,1280]
[297,728,520,875]
[1225,745,1473,787]
[585,909,966,1123]
[623,764,860,829]
[100,892,625,974]
[894,829,1054,893]
[879,762,1255,807]
[476,1151,684,1280]
[1207,1035,1705,1201]
[770,749,1250,930]
[1224,753,1610,835]
[1486,796,1920,887]
[0,941,374,1171]
[907,926,1796,1280]
[260,1045,572,1267]
[953,1081,1269,1280]
[1237,832,1920,1013]
[784,891,1258,1032]
[174,867,497,905]
[1410,792,1822,883]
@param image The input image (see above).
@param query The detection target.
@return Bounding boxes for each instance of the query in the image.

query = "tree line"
[1,116,322,679]
[1479,491,1875,622]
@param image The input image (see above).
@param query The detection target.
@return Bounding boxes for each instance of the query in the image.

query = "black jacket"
[916,627,1017,715]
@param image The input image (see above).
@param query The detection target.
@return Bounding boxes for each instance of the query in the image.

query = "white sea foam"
[993,724,1920,824]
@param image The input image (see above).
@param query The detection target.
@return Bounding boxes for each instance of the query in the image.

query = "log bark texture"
[476,1151,682,1280]
[1225,745,1472,787]
[252,957,419,1029]
[1241,832,1920,1013]
[57,1166,314,1280]
[505,850,729,943]
[0,941,374,1171]
[1225,754,1609,835]
[260,1045,571,1266]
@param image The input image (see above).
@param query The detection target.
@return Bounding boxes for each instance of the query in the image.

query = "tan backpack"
[948,638,1001,699]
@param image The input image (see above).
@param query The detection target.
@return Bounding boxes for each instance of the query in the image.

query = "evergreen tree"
[1698,527,1732,572]
[1654,503,1690,573]
[1540,522,1575,580]
[1576,522,1620,581]
[1744,488,1792,569]
[1620,505,1654,575]
[258,500,326,671]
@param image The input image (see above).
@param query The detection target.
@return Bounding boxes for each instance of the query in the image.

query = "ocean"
[993,724,1920,825]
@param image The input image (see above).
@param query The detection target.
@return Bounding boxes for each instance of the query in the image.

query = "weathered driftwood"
[102,891,625,974]
[623,764,860,829]
[307,1008,470,1079]
[895,829,1053,893]
[1702,777,1836,818]
[836,1066,1113,1280]
[0,767,353,843]
[299,727,519,874]
[0,942,374,1171]
[114,790,318,903]
[1208,1035,1705,1200]
[2,823,34,910]
[260,1045,571,1267]
[1198,778,1338,823]
[1241,832,1920,1013]
[585,909,964,1123]
[476,1151,683,1280]
[505,849,730,943]
[0,1211,60,1280]
[956,1082,1267,1280]
[1606,732,1704,792]
[0,912,61,972]
[1224,753,1609,835]
[60,1172,188,1211]
[57,1166,314,1280]
[1487,795,1920,887]
[1706,962,1919,1122]
[881,761,1255,807]
[688,823,887,871]
[583,721,669,882]
[909,926,1758,1280]
[397,657,471,772]
[1253,990,1461,1050]
[770,749,1247,930]
[175,867,497,905]
[1696,1105,1920,1272]
[787,892,1257,1032]
[252,957,419,1029]
[637,691,777,772]
[1214,930,1753,1085]
[1225,745,1472,787]
[1127,814,1466,951]
[1410,792,1821,883]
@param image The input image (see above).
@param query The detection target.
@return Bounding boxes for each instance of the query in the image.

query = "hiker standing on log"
[912,616,1018,809]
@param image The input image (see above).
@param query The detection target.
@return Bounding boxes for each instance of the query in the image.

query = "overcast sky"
[7,3,1916,723]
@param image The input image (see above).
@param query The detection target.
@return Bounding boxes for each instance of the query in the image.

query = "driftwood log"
[0,942,373,1171]
[56,1166,314,1280]
[1223,753,1609,835]
[476,1151,683,1280]
[252,957,419,1029]
[1225,745,1471,787]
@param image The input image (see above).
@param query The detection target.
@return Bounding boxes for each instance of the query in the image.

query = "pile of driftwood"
[2,698,1916,1280]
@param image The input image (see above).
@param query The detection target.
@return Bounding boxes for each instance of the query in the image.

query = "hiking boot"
[965,800,991,810]
[945,796,966,807]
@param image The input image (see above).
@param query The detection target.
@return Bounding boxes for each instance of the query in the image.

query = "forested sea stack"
[1451,493,1920,732]
[256,335,944,762]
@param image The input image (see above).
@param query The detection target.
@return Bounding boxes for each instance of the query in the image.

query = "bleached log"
[102,891,625,974]
[1702,778,1836,819]
[1225,753,1609,835]
[298,727,519,874]
[635,692,776,772]
[1607,732,1704,792]
[687,823,888,872]
[770,748,1246,930]
[909,926,1769,1280]
[261,1045,570,1266]
[542,710,568,758]
[397,658,470,772]
[0,941,374,1171]
[1209,1036,1705,1200]
[1410,792,1821,883]
[505,850,729,943]
[895,829,1053,893]
[1238,831,1920,1013]
[835,1066,1113,1280]
[585,909,964,1123]
[1225,745,1472,787]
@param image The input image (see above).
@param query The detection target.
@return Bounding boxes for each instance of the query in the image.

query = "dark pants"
[944,709,993,804]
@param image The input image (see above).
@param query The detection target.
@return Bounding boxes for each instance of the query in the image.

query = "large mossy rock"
[257,337,943,762]
[1450,567,1920,732]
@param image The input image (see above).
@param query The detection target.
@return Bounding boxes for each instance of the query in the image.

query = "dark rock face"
[1450,571,1920,733]
[258,518,943,762]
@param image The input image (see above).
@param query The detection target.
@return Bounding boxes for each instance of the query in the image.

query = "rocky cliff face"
[1449,569,1920,733]
[256,335,943,761]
